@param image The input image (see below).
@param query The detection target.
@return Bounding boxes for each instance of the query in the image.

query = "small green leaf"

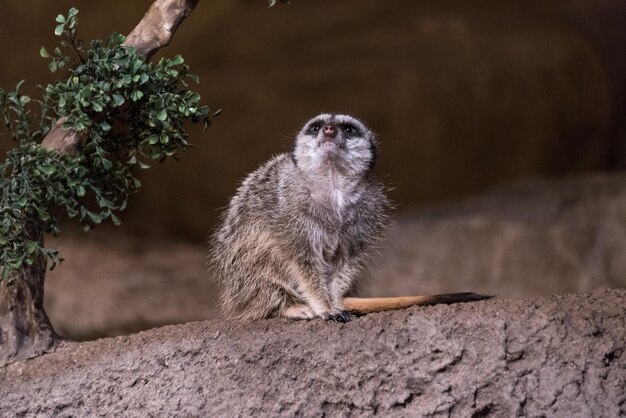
[40,46,50,58]
[188,73,200,84]
[112,94,124,106]
[54,24,65,36]
[80,86,92,99]
[110,213,122,226]
[96,195,113,208]
[25,241,38,254]
[170,55,184,66]
[9,260,23,270]
[99,121,112,132]
[55,14,66,24]
[131,58,143,72]
[156,109,167,121]
[36,207,51,221]
[130,90,144,101]
[38,165,56,175]
[86,210,103,224]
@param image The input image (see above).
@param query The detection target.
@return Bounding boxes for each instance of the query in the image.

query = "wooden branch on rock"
[40,0,199,155]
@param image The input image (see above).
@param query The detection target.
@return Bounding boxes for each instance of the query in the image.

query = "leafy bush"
[0,8,217,279]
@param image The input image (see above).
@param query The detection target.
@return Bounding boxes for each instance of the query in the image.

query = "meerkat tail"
[343,293,493,315]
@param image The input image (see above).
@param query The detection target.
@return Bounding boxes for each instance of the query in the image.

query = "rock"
[44,233,218,340]
[1,289,624,417]
[370,173,626,298]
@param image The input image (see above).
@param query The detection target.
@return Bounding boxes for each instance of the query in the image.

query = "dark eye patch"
[306,121,323,135]
[339,123,360,137]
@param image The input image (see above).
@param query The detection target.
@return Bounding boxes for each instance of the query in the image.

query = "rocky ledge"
[1,289,624,417]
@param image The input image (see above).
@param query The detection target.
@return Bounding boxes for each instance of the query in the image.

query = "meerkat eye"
[340,124,359,136]
[306,121,323,135]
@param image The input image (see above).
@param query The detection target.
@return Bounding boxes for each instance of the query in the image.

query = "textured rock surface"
[2,289,624,417]
[44,233,217,340]
[371,173,626,298]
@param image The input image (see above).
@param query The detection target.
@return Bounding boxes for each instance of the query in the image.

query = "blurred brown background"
[0,0,624,241]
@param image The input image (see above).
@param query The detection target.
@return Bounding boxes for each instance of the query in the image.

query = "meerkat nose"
[323,124,337,138]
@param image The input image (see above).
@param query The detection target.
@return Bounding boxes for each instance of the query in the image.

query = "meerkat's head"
[292,113,378,176]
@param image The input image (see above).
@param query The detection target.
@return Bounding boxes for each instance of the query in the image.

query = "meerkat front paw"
[322,310,353,323]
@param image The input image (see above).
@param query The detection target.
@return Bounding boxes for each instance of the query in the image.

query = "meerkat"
[210,113,490,322]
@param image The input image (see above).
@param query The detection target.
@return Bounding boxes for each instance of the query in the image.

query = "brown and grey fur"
[210,113,491,322]
[210,114,389,322]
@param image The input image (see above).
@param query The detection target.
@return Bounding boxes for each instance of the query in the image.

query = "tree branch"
[40,0,200,155]
[124,0,199,60]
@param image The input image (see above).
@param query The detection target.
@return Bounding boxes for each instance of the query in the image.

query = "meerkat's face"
[292,114,377,175]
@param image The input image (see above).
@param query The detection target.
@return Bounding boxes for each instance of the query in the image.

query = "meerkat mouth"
[319,136,339,148]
